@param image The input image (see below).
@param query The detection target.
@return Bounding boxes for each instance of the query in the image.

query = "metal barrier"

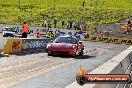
[65,46,132,88]
[115,62,132,88]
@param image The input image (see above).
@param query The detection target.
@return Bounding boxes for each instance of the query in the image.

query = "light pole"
[18,0,20,8]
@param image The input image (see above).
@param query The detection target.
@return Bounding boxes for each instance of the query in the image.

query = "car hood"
[50,43,76,48]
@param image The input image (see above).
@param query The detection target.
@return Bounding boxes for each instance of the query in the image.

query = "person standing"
[22,22,29,38]
[69,21,73,29]
[54,19,57,28]
[49,20,52,28]
[61,20,65,28]
[98,31,104,37]
[44,19,47,28]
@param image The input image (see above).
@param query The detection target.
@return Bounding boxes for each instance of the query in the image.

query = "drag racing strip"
[0,46,100,88]
[8,41,130,88]
[0,54,81,88]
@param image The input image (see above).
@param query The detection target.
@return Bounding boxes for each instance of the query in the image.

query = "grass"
[0,0,132,29]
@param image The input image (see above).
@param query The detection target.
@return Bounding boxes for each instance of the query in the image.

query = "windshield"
[4,28,15,32]
[53,37,78,44]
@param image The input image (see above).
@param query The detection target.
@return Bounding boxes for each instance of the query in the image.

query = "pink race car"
[46,35,84,56]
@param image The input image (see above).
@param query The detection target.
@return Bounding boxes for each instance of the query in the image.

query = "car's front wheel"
[73,50,79,57]
[79,49,84,56]
[3,35,6,37]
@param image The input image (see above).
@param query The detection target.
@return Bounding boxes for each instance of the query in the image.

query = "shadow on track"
[51,54,95,59]
[75,55,95,59]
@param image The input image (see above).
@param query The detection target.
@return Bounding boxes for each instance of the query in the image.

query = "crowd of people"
[22,19,132,39]
[41,19,87,31]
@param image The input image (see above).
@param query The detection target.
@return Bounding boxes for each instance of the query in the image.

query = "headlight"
[46,44,52,48]
[3,32,5,35]
[72,45,76,48]
[13,32,15,35]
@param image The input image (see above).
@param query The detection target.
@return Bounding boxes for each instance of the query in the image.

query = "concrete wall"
[3,38,52,54]
[66,46,132,88]
[22,38,51,51]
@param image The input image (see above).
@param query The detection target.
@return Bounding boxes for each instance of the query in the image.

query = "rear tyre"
[47,53,52,56]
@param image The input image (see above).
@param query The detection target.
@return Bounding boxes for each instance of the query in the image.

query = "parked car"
[46,35,84,56]
[2,27,16,37]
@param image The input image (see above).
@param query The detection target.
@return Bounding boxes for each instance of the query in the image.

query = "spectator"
[69,21,73,29]
[47,20,51,28]
[74,23,77,30]
[67,22,69,29]
[54,19,57,28]
[77,24,80,30]
[128,20,132,32]
[49,20,52,28]
[98,31,104,37]
[128,20,131,24]
[61,20,65,28]
[22,22,29,38]
[35,28,40,38]
[44,19,47,28]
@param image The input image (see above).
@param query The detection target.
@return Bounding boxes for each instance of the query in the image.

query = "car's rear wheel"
[47,53,52,56]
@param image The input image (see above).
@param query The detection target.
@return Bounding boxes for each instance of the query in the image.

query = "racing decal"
[127,40,132,44]
[12,41,20,51]
[102,38,109,42]
[121,40,128,43]
[107,38,119,43]
[113,39,119,43]
[90,37,132,45]
[12,39,22,53]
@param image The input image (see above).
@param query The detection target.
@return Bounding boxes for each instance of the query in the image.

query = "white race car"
[2,27,16,37]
